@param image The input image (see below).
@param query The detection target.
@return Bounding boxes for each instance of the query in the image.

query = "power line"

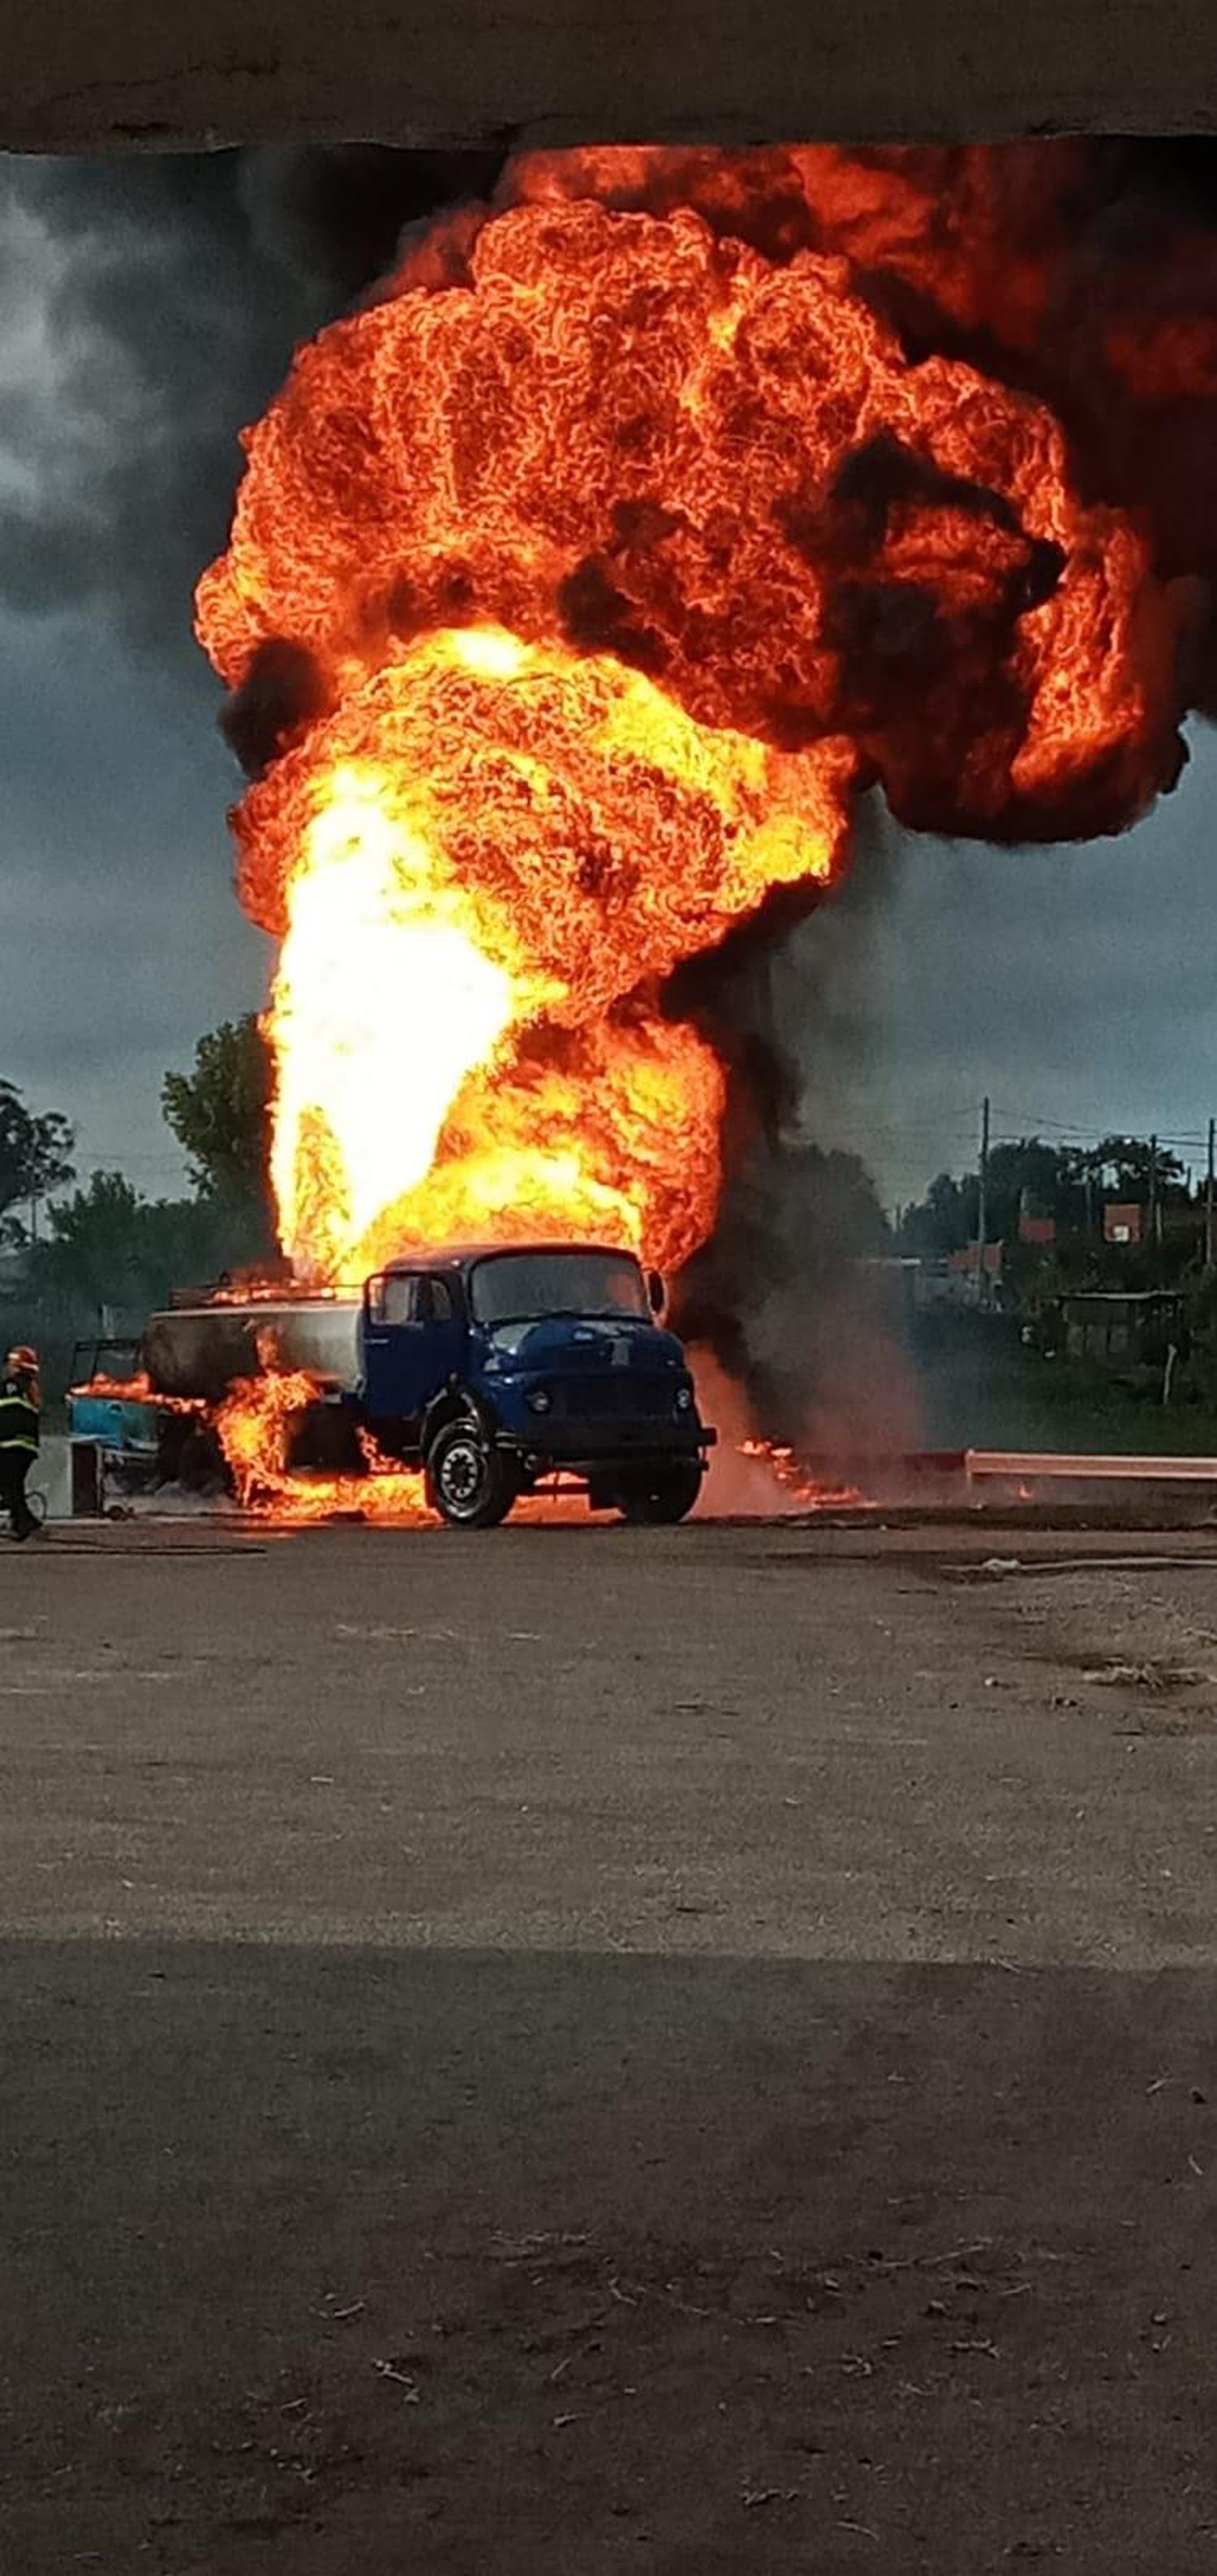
[989,1107,1213,1151]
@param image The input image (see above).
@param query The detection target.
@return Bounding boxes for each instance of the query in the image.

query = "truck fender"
[420,1379,497,1461]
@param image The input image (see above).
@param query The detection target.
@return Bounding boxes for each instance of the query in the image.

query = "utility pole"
[976,1094,991,1310]
[1206,1118,1215,1270]
[1149,1133,1160,1252]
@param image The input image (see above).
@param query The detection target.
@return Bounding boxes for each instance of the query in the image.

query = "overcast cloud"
[775,725,1217,1206]
[0,148,1213,1216]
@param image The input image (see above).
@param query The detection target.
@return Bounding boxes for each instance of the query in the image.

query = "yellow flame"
[269,764,517,1279]
[253,629,851,1282]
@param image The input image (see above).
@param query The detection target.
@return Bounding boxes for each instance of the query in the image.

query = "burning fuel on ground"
[170,145,1217,1507]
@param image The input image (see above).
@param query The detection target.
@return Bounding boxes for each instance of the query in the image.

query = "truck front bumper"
[496,1425,716,1476]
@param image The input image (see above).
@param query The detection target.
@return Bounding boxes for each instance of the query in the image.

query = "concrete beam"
[7,0,1217,156]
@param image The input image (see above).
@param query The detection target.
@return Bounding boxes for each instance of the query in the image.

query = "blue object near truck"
[65,1336,157,1451]
[75,1241,716,1527]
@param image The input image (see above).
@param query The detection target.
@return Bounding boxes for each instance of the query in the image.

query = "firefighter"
[0,1344,41,1540]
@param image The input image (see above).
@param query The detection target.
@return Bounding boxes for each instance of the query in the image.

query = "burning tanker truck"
[140,1245,713,1527]
[80,146,1217,1510]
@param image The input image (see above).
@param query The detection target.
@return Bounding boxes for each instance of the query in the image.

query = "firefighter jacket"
[0,1372,40,1453]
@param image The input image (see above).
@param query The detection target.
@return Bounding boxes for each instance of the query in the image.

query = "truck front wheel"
[617,1460,703,1525]
[427,1421,516,1529]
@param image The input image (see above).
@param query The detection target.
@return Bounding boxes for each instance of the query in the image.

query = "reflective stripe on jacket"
[0,1374,39,1452]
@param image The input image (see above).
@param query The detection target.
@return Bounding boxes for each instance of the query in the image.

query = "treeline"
[1,1018,273,1386]
[898,1134,1205,1280]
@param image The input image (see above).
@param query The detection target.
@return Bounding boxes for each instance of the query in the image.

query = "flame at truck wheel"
[197,148,1191,1285]
[213,1366,432,1520]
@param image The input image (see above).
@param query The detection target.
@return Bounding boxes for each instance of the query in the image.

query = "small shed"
[1058,1289,1185,1367]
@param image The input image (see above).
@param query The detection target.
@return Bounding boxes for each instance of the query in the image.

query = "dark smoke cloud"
[669,802,922,1458]
[7,137,1217,703]
[0,157,303,653]
[238,147,505,299]
[220,637,333,779]
[0,149,503,656]
[815,432,1069,833]
[520,140,1217,718]
[557,554,669,677]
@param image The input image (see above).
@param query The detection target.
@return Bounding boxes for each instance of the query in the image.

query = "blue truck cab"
[359,1241,716,1527]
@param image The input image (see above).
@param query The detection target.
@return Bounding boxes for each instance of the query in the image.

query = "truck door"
[363,1271,463,1429]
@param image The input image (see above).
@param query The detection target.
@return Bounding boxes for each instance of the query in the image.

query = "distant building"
[909,1241,1006,1310]
[948,1241,1004,1280]
[1017,1211,1056,1246]
[1056,1288,1183,1367]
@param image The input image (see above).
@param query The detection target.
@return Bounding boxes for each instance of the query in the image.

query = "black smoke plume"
[221,639,332,779]
[0,148,503,653]
[669,804,919,1462]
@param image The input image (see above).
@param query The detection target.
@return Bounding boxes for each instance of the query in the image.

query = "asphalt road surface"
[2,1519,1216,2571]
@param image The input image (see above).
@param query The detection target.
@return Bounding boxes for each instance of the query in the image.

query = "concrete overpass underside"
[8,0,1217,156]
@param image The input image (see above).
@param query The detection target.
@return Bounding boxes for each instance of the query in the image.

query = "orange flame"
[69,1370,157,1402]
[738,1437,858,1509]
[213,1366,430,1520]
[196,157,1182,1291]
[239,623,844,1278]
[69,1370,204,1416]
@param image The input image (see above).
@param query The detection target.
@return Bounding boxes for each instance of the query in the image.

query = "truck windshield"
[470,1251,649,1325]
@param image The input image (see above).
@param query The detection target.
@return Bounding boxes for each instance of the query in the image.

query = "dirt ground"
[2,1516,1216,2571]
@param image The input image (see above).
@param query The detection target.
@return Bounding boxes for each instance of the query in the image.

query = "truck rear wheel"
[618,1460,703,1525]
[427,1421,516,1529]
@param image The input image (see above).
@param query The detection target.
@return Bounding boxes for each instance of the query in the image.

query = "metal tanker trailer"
[144,1290,362,1403]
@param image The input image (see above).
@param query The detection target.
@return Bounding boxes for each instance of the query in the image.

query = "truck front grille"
[550,1375,673,1422]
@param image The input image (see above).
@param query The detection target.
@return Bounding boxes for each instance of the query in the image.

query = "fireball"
[197,160,1182,1284]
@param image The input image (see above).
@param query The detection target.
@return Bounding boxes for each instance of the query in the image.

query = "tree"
[901,1137,1159,1254]
[901,1170,976,1255]
[983,1139,1079,1239]
[1090,1134,1186,1203]
[161,1016,276,1263]
[161,1015,273,1205]
[31,1172,254,1329]
[35,1173,149,1316]
[0,1080,74,1229]
[899,1131,1200,1283]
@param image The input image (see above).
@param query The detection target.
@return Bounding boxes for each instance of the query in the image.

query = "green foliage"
[161,1014,273,1208]
[901,1134,1193,1258]
[0,1080,74,1228]
[902,1170,974,1255]
[1091,1133,1186,1201]
[0,1022,281,1396]
[28,1172,267,1335]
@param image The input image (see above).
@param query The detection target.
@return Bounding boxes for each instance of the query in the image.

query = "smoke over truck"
[135,1241,714,1528]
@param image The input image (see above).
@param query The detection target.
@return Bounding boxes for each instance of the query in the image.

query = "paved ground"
[2,1519,1217,2571]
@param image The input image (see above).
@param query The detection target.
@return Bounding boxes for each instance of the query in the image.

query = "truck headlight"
[527,1387,552,1414]
[674,1383,694,1414]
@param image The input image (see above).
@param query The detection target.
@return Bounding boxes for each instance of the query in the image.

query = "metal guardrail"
[966,1451,1217,1482]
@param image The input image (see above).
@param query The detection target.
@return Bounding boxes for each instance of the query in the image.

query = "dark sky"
[1,148,1214,1213]
[776,730,1217,1205]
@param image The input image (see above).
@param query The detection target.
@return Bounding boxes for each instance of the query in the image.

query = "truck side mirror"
[647,1269,665,1314]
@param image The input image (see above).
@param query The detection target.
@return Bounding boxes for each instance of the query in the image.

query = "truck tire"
[427,1420,516,1529]
[618,1460,703,1525]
